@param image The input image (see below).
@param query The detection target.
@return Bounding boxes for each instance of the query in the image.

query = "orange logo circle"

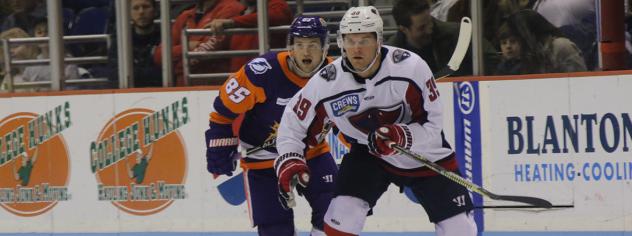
[90,108,187,215]
[0,112,71,217]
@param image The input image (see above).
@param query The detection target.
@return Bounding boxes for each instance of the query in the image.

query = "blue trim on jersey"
[374,76,420,89]
[317,88,366,106]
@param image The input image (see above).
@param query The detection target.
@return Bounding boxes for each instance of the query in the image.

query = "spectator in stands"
[205,0,293,72]
[0,27,39,90]
[130,0,162,87]
[499,10,586,74]
[493,22,530,75]
[21,20,80,89]
[105,0,162,88]
[153,0,244,86]
[532,0,597,70]
[0,0,46,35]
[387,0,499,75]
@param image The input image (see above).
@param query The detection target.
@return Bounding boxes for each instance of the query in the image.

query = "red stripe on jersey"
[324,223,358,236]
[405,83,428,124]
[305,103,329,147]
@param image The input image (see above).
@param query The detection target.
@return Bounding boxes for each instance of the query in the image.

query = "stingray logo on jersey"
[0,103,72,217]
[319,64,336,81]
[392,49,411,63]
[89,97,189,216]
[248,58,272,74]
[330,94,360,117]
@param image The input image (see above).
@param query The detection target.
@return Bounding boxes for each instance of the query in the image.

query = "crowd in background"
[0,0,630,92]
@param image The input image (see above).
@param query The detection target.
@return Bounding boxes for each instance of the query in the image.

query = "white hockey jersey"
[277,45,455,170]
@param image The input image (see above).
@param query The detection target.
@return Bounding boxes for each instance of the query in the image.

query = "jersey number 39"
[225,78,251,103]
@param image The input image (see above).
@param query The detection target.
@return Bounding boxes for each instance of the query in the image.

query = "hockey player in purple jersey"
[205,16,336,236]
[274,6,477,236]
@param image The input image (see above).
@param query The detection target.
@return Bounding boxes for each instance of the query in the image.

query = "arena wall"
[0,73,631,235]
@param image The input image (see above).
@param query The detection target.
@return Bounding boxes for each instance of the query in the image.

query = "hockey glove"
[274,152,310,210]
[368,124,412,157]
[205,121,240,176]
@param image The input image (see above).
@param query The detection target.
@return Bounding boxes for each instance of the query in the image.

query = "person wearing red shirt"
[154,0,244,86]
[205,0,293,72]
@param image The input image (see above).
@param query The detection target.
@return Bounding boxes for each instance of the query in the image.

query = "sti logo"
[456,82,475,115]
[0,103,72,217]
[330,95,360,117]
[90,98,189,216]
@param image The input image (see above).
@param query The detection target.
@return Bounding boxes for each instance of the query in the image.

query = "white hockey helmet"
[336,6,384,49]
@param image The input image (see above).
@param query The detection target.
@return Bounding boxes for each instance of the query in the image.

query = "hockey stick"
[384,140,552,208]
[241,121,334,156]
[434,17,471,81]
[475,204,572,209]
[240,138,276,156]
[431,18,550,208]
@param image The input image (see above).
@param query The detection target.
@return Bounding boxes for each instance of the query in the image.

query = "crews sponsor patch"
[392,49,411,63]
[248,58,272,74]
[319,64,336,81]
[330,94,360,117]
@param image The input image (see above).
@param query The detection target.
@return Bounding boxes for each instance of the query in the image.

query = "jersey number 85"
[225,78,251,103]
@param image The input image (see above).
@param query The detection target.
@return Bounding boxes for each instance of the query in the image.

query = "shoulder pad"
[319,64,336,81]
[392,49,411,64]
[248,58,273,74]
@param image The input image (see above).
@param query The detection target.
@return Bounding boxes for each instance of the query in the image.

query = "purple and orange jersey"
[210,51,332,170]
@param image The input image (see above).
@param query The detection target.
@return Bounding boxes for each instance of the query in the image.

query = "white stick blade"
[447,17,472,72]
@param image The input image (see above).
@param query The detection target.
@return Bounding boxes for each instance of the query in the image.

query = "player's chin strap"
[288,47,328,77]
[341,43,381,74]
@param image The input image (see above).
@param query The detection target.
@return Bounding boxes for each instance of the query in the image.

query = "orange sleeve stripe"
[209,112,234,124]
[219,67,267,114]
[337,133,352,148]
[305,142,331,158]
[240,159,274,170]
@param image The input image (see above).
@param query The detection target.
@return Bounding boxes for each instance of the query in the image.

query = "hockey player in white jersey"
[273,6,477,236]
